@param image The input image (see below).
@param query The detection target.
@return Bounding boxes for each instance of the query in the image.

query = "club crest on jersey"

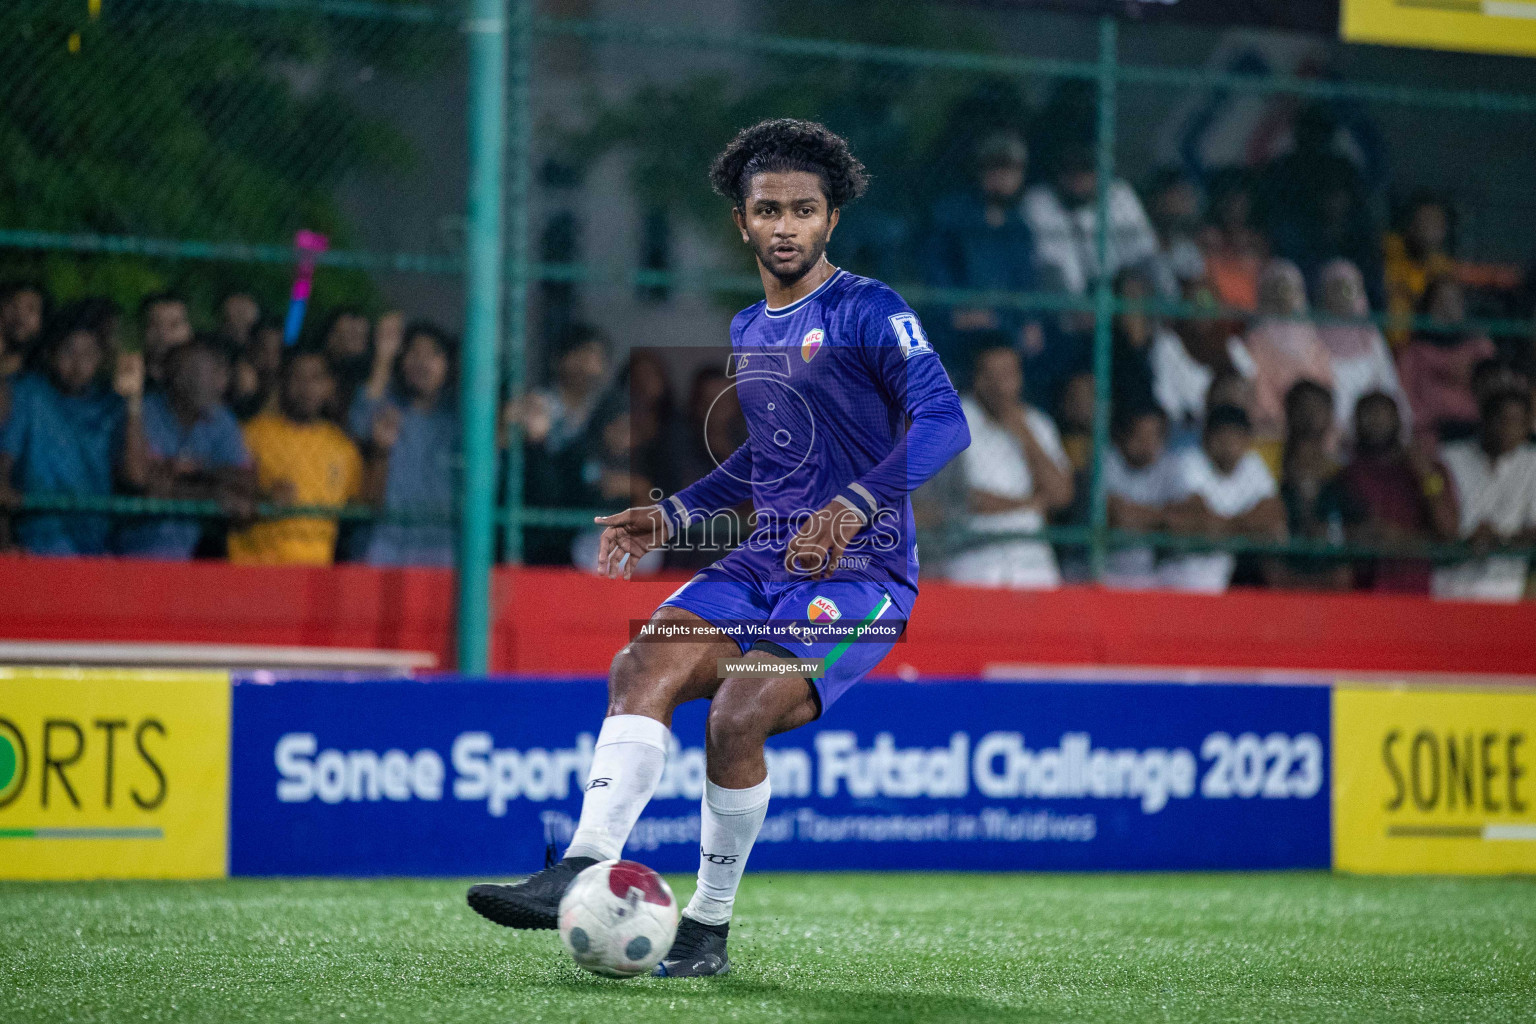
[888,312,931,359]
[801,328,825,363]
[807,595,841,623]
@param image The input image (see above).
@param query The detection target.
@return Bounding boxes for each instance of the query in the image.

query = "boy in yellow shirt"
[229,350,389,564]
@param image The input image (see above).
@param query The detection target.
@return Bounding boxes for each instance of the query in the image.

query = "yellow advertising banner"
[1342,0,1536,58]
[1334,686,1536,874]
[0,668,230,879]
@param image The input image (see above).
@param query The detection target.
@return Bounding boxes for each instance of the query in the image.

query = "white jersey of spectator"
[1158,447,1277,593]
[1023,179,1159,296]
[1103,446,1187,589]
[1432,441,1536,602]
[946,396,1070,589]
[1149,328,1256,430]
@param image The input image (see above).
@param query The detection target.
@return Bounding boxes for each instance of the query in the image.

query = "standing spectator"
[1143,167,1207,302]
[0,280,47,377]
[1198,169,1267,313]
[349,316,458,567]
[1159,405,1286,593]
[228,351,386,565]
[1384,194,1457,349]
[318,308,374,419]
[0,314,148,555]
[1264,381,1353,591]
[139,292,194,391]
[507,323,611,564]
[1103,403,1185,588]
[1398,275,1497,444]
[1432,389,1536,602]
[1245,259,1336,460]
[1109,270,1159,414]
[1254,105,1380,303]
[1316,258,1407,439]
[926,132,1046,391]
[217,289,262,349]
[230,317,285,421]
[945,344,1073,588]
[116,338,254,559]
[1024,143,1158,298]
[1341,391,1458,594]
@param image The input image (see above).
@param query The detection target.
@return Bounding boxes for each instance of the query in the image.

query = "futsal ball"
[558,860,678,978]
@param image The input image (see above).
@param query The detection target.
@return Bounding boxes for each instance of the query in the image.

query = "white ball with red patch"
[557,860,678,978]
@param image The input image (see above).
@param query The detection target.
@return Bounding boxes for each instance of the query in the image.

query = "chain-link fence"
[4,1,1536,664]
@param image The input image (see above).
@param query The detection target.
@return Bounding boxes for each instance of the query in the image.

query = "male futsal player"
[468,119,970,977]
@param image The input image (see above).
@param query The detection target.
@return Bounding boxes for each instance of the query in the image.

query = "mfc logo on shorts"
[807,595,842,623]
[888,313,931,359]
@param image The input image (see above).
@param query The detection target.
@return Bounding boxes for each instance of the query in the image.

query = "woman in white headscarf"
[1245,259,1336,447]
[1316,258,1408,439]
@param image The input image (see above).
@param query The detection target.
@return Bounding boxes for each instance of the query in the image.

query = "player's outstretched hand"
[786,500,865,580]
[594,505,668,580]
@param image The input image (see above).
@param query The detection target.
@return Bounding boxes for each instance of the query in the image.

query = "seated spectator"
[1198,169,1266,312]
[1471,358,1530,425]
[1341,391,1459,594]
[317,307,374,418]
[1054,369,1096,515]
[1432,388,1536,602]
[1143,167,1206,302]
[1398,275,1496,444]
[508,323,612,564]
[1103,403,1184,589]
[1263,381,1353,591]
[620,348,679,499]
[1384,194,1457,348]
[230,316,285,421]
[1245,259,1335,459]
[925,132,1046,390]
[1152,277,1256,439]
[217,289,262,349]
[1317,258,1408,440]
[0,280,47,377]
[945,344,1073,588]
[228,351,386,565]
[116,338,254,560]
[1158,405,1286,593]
[71,297,125,363]
[139,292,194,391]
[1024,142,1158,298]
[0,313,147,555]
[348,318,458,567]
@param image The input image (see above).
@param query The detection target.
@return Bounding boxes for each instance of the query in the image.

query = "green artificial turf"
[2,873,1533,1023]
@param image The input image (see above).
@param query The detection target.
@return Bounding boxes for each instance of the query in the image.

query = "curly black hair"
[709,119,869,210]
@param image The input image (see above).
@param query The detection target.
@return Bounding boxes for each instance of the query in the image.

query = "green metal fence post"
[456,0,509,674]
[1087,14,1118,583]
[500,0,533,565]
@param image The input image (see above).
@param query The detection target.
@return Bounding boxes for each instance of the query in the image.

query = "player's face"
[734,171,839,285]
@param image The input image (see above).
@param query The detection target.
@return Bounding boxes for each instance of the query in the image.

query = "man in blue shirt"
[116,338,254,559]
[0,313,148,555]
[469,120,970,976]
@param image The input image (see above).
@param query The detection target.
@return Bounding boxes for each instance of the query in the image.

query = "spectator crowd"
[2,106,1536,600]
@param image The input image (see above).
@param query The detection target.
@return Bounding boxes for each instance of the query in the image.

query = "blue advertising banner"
[229,677,1331,876]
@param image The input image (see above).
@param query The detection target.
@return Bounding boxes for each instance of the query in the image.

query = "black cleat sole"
[466,882,559,930]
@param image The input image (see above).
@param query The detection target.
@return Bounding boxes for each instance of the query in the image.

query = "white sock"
[683,776,771,926]
[564,715,671,862]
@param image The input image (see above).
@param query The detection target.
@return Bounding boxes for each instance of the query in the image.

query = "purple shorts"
[659,563,911,714]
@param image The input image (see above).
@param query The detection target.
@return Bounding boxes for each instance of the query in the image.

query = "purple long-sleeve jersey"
[657,269,969,613]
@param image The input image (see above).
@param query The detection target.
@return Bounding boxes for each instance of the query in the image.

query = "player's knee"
[606,644,680,715]
[706,688,770,753]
